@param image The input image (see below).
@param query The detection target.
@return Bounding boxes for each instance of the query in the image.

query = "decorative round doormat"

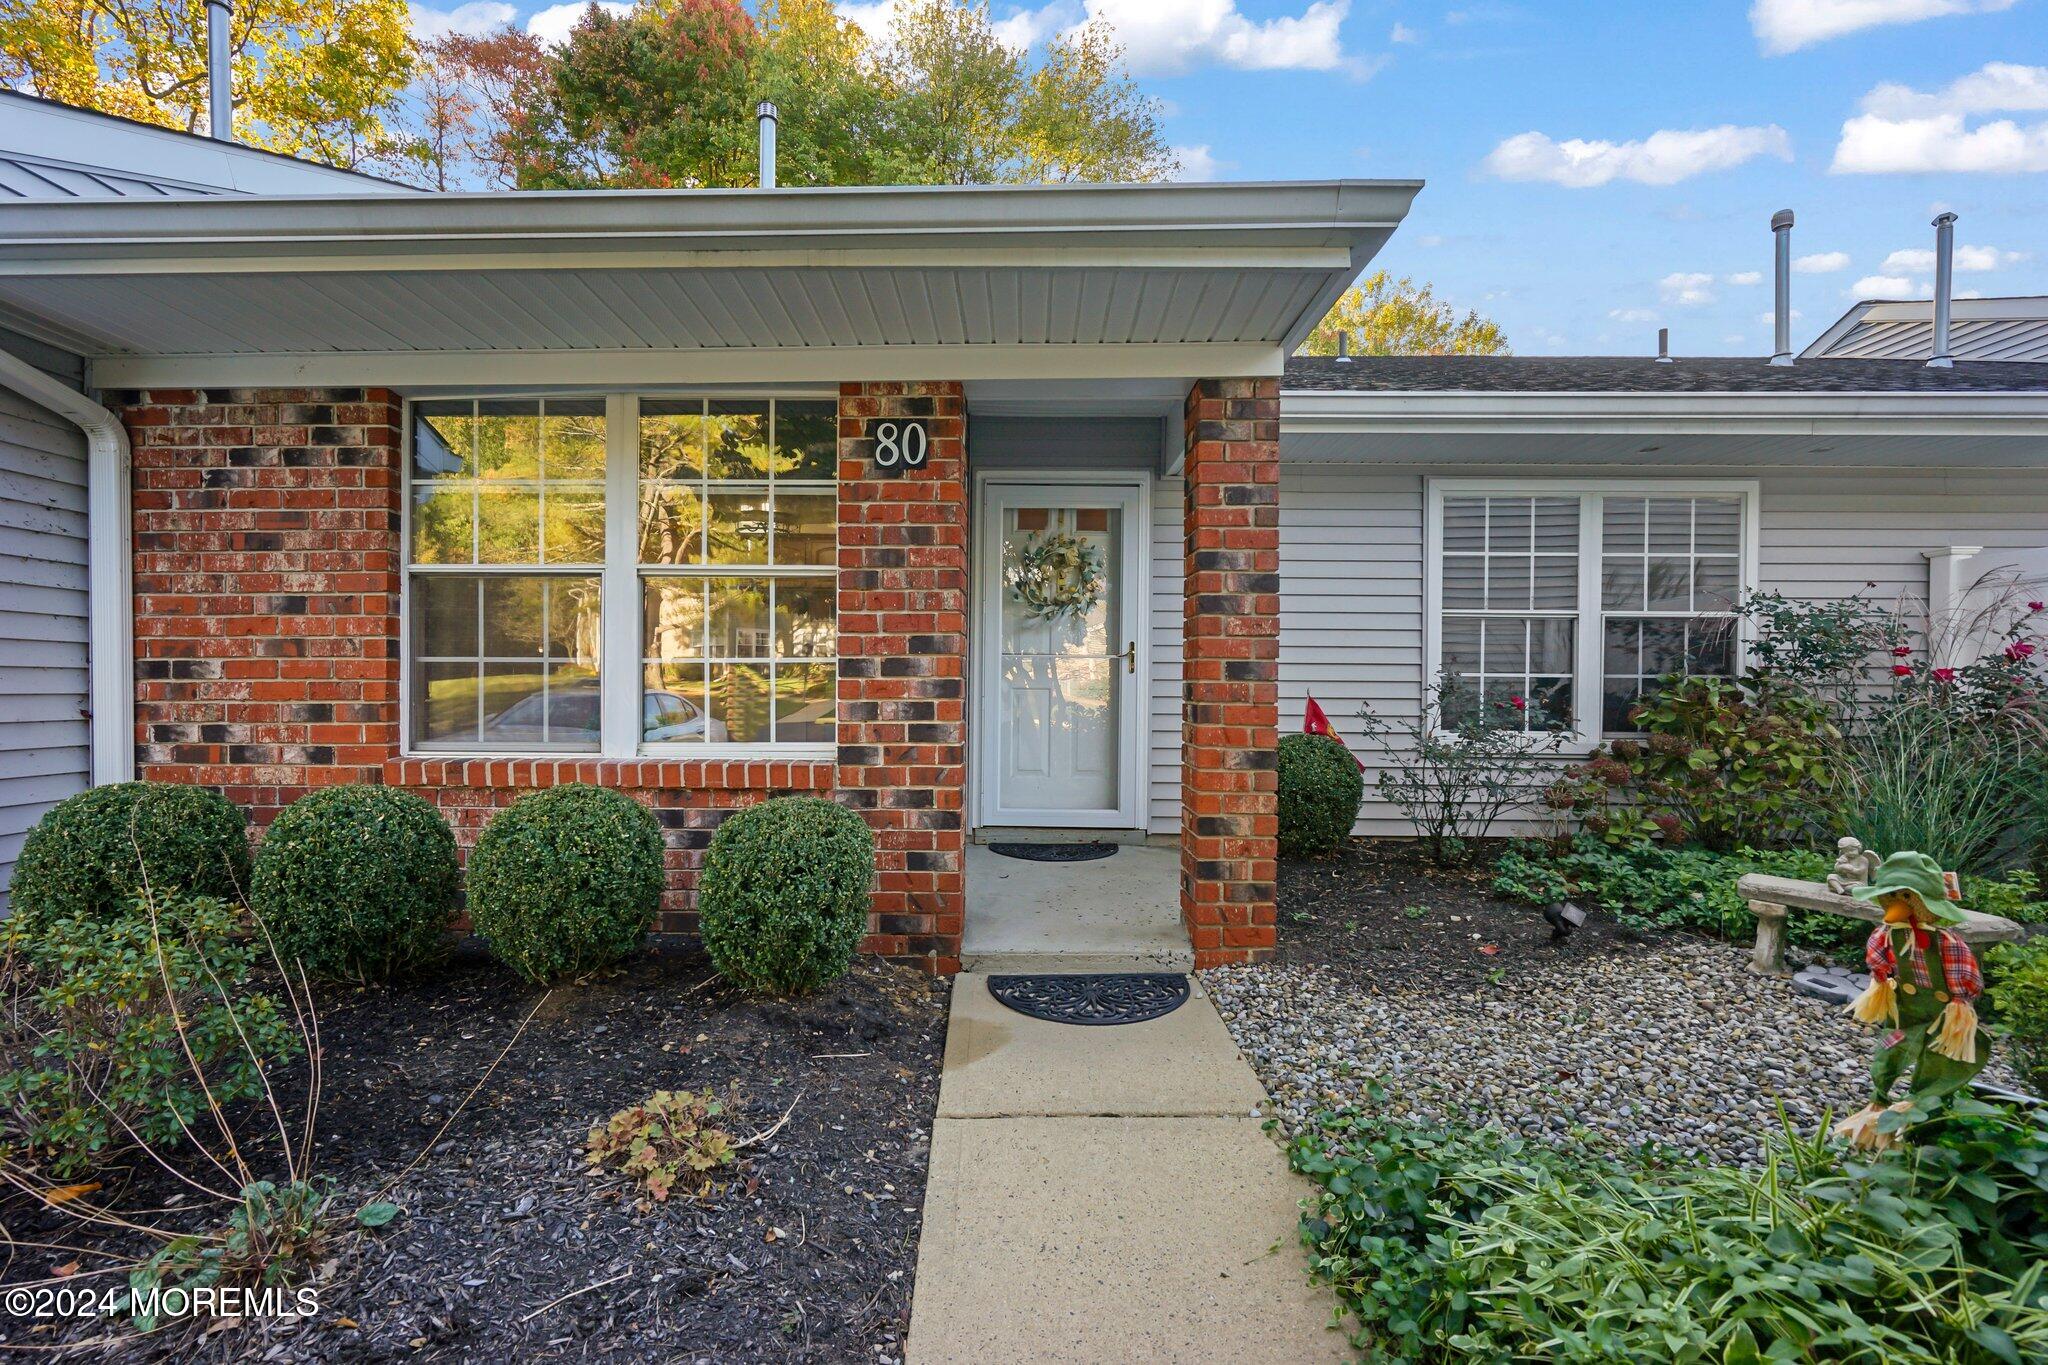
[986,842,1118,863]
[986,973,1190,1026]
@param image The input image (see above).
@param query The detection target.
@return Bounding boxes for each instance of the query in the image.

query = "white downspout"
[0,353,132,785]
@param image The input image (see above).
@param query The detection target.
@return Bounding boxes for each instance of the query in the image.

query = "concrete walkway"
[905,973,1341,1363]
[961,843,1191,973]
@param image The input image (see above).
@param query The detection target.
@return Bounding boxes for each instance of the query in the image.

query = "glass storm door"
[977,481,1145,829]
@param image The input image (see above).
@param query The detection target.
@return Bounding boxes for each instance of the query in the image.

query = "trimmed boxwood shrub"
[251,786,460,983]
[465,785,664,984]
[1278,733,1363,858]
[698,797,874,995]
[7,781,250,931]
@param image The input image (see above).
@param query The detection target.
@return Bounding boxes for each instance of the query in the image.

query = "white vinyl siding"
[1137,462,2048,838]
[0,387,91,906]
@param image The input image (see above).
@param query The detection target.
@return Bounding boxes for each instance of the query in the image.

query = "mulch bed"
[1276,838,1648,988]
[0,949,949,1363]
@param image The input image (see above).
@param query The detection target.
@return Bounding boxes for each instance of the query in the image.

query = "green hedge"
[1277,733,1363,858]
[7,782,250,932]
[465,785,664,984]
[251,786,460,983]
[698,797,874,995]
[1987,938,2048,1097]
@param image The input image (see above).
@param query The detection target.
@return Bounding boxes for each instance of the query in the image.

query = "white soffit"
[0,180,1420,386]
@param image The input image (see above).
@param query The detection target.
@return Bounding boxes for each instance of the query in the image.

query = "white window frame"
[1422,477,1760,750]
[400,391,839,761]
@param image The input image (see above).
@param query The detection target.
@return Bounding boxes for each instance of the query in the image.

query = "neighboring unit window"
[1599,496,1741,732]
[637,399,837,746]
[409,399,605,751]
[1438,495,1579,732]
[404,395,839,755]
[1432,487,1748,741]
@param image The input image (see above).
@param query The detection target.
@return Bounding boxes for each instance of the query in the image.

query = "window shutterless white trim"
[1422,478,1759,750]
[399,391,838,761]
[970,470,1152,832]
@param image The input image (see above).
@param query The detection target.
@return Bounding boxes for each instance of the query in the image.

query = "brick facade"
[1179,378,1281,968]
[835,382,970,973]
[122,388,404,822]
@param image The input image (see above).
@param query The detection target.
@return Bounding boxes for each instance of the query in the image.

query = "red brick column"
[1180,378,1280,967]
[121,388,403,823]
[836,382,969,974]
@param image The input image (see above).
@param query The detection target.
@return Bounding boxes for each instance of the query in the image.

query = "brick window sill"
[383,757,835,792]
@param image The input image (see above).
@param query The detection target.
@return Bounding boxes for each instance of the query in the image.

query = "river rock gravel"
[1205,935,2020,1168]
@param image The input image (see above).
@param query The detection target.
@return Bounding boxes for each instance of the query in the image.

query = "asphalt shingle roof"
[1282,355,2048,394]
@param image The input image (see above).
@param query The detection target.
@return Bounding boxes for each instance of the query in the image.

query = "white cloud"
[1078,0,1354,76]
[1793,250,1852,273]
[409,0,514,39]
[1483,125,1792,187]
[1660,271,1718,306]
[1852,273,1920,298]
[1725,270,1764,285]
[1881,243,2028,272]
[1171,144,1231,181]
[1610,307,1659,323]
[992,1,1079,48]
[1757,308,1805,324]
[1750,0,2016,56]
[526,0,630,43]
[1834,63,2048,173]
[1390,21,1420,42]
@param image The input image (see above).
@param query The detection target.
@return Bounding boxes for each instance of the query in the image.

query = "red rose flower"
[1891,645,1913,657]
[2008,641,2038,661]
[1933,667,1958,683]
[1508,695,1527,711]
[1892,663,1913,676]
[2031,601,2045,613]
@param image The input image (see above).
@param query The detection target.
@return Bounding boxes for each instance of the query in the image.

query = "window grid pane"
[1439,495,1580,734]
[409,572,602,751]
[410,399,606,569]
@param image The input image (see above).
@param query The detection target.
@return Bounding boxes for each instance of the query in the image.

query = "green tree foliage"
[0,0,415,168]
[496,0,1173,189]
[1297,271,1511,357]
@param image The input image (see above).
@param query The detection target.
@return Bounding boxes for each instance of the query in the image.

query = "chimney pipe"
[206,0,233,141]
[1334,331,1352,363]
[1929,211,1957,369]
[1769,208,1794,366]
[757,101,778,189]
[1656,327,1672,364]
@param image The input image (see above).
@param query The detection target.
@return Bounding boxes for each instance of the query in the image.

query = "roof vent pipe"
[206,0,233,141]
[1334,332,1352,363]
[1929,211,1958,369]
[757,101,778,189]
[1769,208,1794,366]
[1656,327,1673,364]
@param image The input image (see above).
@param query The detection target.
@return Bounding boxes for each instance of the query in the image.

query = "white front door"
[976,479,1147,829]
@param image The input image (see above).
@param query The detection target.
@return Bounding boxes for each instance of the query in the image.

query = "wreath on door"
[1006,531,1105,623]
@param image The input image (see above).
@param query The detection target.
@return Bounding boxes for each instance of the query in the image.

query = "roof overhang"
[0,179,1420,389]
[1280,388,2048,468]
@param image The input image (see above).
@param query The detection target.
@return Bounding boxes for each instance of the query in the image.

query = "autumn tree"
[0,0,415,168]
[1297,272,1511,356]
[403,28,550,190]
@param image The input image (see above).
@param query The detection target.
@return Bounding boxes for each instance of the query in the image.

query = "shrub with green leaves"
[698,797,874,995]
[0,892,302,1178]
[1493,835,1850,955]
[251,786,459,984]
[1289,1096,2048,1361]
[7,782,250,932]
[465,785,664,984]
[1987,938,2048,1097]
[1276,733,1364,859]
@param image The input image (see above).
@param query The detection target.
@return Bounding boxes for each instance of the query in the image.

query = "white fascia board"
[1279,388,2048,435]
[95,342,1288,390]
[0,179,1423,267]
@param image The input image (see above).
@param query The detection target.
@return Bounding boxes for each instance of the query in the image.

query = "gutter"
[1279,388,2048,435]
[0,350,131,786]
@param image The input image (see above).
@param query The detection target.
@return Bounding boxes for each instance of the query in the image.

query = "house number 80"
[871,419,929,475]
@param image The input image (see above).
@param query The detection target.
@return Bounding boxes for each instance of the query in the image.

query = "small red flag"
[1303,695,1365,770]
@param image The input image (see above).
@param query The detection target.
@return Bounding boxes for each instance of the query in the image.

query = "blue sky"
[409,0,2048,356]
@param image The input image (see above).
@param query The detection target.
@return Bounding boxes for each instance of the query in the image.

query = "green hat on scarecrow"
[1851,851,1962,925]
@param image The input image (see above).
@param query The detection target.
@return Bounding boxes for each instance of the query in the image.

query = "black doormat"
[986,973,1190,1026]
[986,841,1118,863]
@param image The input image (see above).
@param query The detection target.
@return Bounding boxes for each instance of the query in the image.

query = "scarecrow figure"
[1832,851,1989,1152]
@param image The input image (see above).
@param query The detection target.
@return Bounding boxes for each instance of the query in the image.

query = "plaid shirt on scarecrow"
[1864,924,1983,1047]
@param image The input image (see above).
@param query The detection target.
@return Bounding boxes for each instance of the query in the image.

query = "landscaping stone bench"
[1738,873,2026,976]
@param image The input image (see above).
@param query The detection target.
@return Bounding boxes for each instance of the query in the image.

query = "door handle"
[1124,641,1136,675]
